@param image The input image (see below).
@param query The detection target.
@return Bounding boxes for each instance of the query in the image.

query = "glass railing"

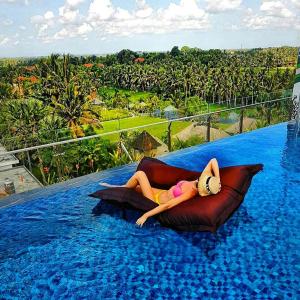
[0,95,294,197]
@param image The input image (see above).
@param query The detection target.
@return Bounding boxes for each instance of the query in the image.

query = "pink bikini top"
[172,180,186,197]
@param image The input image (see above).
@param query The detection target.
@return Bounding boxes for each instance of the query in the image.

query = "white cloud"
[30,0,211,43]
[59,5,79,23]
[31,11,54,24]
[0,0,29,4]
[87,0,210,37]
[53,28,70,40]
[66,0,85,8]
[0,36,10,46]
[260,0,294,18]
[205,0,242,13]
[243,0,299,30]
[30,0,85,42]
[88,0,115,21]
[19,25,26,30]
[30,15,44,24]
[58,0,85,24]
[291,0,300,9]
[135,0,153,18]
[77,22,92,35]
[52,22,92,41]
[244,14,274,30]
[44,11,55,20]
[163,0,206,20]
[31,10,55,38]
[114,8,131,20]
[0,33,20,47]
[1,18,13,26]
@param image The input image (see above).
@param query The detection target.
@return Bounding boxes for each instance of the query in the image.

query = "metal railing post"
[267,103,271,125]
[167,121,172,152]
[239,109,244,133]
[52,145,63,182]
[26,150,32,172]
[207,114,211,142]
[120,141,133,162]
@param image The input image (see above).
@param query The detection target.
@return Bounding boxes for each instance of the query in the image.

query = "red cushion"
[89,157,263,232]
[136,156,263,194]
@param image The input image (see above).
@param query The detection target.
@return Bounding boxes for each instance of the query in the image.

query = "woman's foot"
[99,182,126,188]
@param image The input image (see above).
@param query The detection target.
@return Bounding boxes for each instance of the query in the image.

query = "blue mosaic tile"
[0,121,299,299]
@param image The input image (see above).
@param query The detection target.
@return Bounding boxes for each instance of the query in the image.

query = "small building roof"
[0,145,19,171]
[134,57,145,63]
[132,130,162,151]
[0,166,43,199]
[163,105,178,112]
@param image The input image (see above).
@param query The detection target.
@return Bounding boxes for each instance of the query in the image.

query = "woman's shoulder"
[181,181,198,194]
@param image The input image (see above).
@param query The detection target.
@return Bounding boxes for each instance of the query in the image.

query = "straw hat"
[198,174,221,195]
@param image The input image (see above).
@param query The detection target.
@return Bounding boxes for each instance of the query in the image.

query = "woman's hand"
[136,214,148,227]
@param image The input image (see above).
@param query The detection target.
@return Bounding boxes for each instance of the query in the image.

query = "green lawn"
[208,103,228,112]
[90,116,192,142]
[98,87,154,102]
[100,108,131,120]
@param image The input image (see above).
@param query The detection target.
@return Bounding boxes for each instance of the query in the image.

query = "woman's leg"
[125,171,154,200]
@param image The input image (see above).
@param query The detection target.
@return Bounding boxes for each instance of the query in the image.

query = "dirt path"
[225,117,257,134]
[172,123,230,142]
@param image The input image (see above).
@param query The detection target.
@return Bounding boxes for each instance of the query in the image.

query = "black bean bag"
[89,157,263,232]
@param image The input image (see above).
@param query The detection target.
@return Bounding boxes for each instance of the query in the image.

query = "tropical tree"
[34,54,102,137]
[1,98,48,149]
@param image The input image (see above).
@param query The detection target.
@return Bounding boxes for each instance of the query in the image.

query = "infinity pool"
[0,121,299,299]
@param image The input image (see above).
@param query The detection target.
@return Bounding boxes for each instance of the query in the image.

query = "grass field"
[98,87,154,102]
[100,108,131,120]
[89,116,192,143]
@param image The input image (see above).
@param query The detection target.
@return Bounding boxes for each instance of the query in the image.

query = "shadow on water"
[92,200,128,219]
[92,200,253,260]
[176,205,254,260]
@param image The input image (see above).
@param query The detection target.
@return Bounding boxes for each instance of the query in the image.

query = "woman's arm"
[136,190,195,227]
[202,158,220,178]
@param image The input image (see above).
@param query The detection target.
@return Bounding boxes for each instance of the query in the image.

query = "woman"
[99,158,221,227]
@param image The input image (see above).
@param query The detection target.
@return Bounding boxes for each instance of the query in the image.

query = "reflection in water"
[281,120,300,173]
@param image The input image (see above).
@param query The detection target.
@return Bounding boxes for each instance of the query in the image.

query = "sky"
[0,0,299,57]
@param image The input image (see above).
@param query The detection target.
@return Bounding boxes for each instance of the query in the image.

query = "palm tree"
[2,98,47,149]
[34,54,102,138]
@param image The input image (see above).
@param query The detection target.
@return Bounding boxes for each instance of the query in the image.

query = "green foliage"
[91,47,296,105]
[117,49,137,64]
[170,46,181,57]
[0,98,48,149]
[33,54,101,137]
[185,96,208,115]
[0,82,12,100]
[172,135,205,151]
[31,137,128,184]
[0,46,297,185]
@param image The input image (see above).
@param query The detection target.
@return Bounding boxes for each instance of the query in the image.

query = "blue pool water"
[0,121,299,299]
